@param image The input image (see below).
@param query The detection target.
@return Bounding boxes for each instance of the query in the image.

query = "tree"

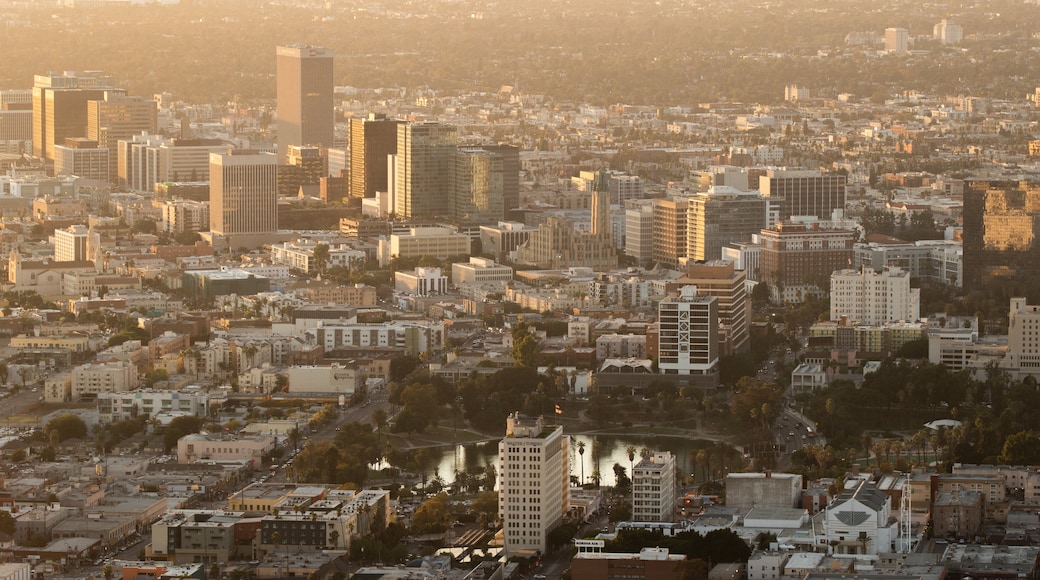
[371,408,388,432]
[472,490,499,526]
[45,414,88,443]
[999,431,1040,465]
[577,441,586,485]
[163,415,205,453]
[411,492,451,535]
[512,333,540,367]
[312,243,331,276]
[0,510,14,535]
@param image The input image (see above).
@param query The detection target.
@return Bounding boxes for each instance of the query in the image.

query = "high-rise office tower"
[686,186,768,263]
[758,169,846,221]
[118,134,228,192]
[394,122,458,219]
[657,286,719,382]
[652,197,689,268]
[209,150,278,235]
[498,413,570,557]
[482,144,520,215]
[885,27,909,53]
[276,45,334,160]
[632,452,677,522]
[87,93,157,181]
[32,71,121,163]
[962,180,1040,290]
[0,90,32,153]
[348,114,401,199]
[454,148,505,224]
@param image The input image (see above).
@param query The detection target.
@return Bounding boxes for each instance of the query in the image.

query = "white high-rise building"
[830,267,919,325]
[885,27,909,53]
[625,200,654,264]
[1006,298,1040,378]
[498,413,570,557]
[657,286,719,380]
[933,19,963,45]
[632,451,677,522]
[54,224,90,262]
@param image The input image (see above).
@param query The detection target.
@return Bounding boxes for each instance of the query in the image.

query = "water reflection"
[376,433,726,490]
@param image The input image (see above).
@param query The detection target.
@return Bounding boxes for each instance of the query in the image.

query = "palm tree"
[577,441,586,485]
[329,529,340,548]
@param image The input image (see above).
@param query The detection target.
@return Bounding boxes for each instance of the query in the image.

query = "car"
[788,431,795,437]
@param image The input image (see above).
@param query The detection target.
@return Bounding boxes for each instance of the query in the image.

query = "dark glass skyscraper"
[276,45,334,161]
[963,179,1040,290]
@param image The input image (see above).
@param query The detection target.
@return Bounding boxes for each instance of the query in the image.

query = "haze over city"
[3,1,1040,580]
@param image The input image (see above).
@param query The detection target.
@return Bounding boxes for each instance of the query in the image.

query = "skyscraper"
[962,180,1040,290]
[209,150,278,235]
[632,452,677,522]
[675,261,751,355]
[498,413,570,557]
[454,148,505,224]
[652,197,689,268]
[276,45,334,160]
[348,114,401,199]
[32,71,120,163]
[685,186,768,263]
[394,122,457,219]
[591,170,610,237]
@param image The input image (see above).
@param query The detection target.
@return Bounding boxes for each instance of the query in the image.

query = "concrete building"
[96,389,209,423]
[513,217,618,271]
[70,360,139,400]
[830,267,920,324]
[209,150,278,236]
[276,44,334,159]
[759,169,846,221]
[571,546,687,580]
[498,413,570,557]
[394,266,448,296]
[54,224,91,262]
[32,70,119,162]
[675,261,751,355]
[0,563,30,580]
[160,199,210,234]
[934,19,963,44]
[657,286,719,384]
[1006,298,1040,380]
[177,432,276,466]
[885,27,909,53]
[747,552,789,580]
[726,472,802,511]
[316,320,444,357]
[625,200,655,265]
[480,221,532,260]
[270,239,366,273]
[685,187,768,264]
[118,134,227,192]
[632,452,677,523]
[377,227,471,267]
[759,223,855,304]
[652,197,688,268]
[451,256,513,285]
[277,145,325,197]
[596,334,647,360]
[285,365,359,396]
[854,239,962,288]
[932,490,983,540]
[53,138,109,181]
[962,180,1040,290]
[181,268,271,301]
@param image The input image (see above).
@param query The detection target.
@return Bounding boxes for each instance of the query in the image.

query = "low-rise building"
[70,360,139,401]
[932,490,984,540]
[177,432,276,466]
[451,256,514,285]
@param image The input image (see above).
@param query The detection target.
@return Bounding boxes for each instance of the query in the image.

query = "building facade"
[348,114,401,199]
[657,286,719,383]
[759,223,855,304]
[685,187,768,263]
[830,267,920,325]
[759,169,846,221]
[498,413,570,556]
[632,452,677,523]
[209,150,278,235]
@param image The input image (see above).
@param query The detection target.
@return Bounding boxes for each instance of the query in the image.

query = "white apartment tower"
[933,19,963,45]
[632,451,677,522]
[657,286,719,378]
[830,267,920,325]
[498,413,570,557]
